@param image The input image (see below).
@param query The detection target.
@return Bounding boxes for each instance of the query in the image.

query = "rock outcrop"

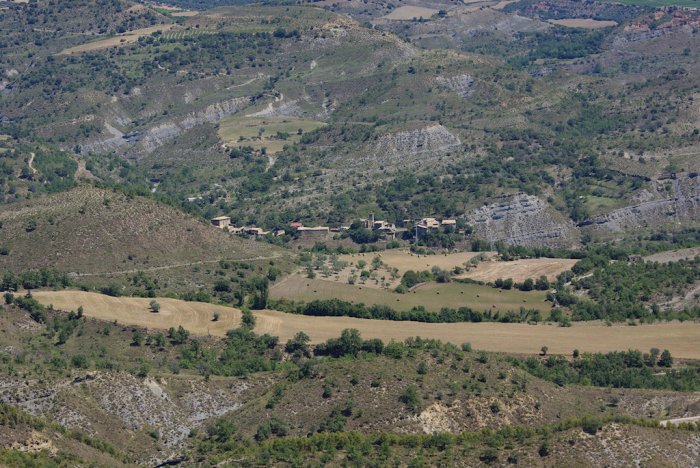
[435,74,476,98]
[581,173,700,232]
[81,96,251,156]
[372,124,461,161]
[464,193,579,248]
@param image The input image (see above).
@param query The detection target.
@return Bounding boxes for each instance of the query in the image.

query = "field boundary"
[32,290,700,359]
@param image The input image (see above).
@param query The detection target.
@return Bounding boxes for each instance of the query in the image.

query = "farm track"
[68,254,283,277]
[27,152,36,175]
[32,291,700,359]
[660,415,700,427]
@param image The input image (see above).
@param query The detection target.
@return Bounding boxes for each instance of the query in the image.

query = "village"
[210,214,462,241]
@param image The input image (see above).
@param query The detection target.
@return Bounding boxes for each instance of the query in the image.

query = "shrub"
[400,385,420,412]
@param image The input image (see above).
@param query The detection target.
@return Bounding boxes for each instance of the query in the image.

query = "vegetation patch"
[219,116,325,154]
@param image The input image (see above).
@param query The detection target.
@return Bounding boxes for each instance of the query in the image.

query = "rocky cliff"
[581,173,700,232]
[464,193,579,248]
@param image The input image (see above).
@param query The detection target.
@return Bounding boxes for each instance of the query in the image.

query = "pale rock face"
[582,174,700,232]
[80,96,251,155]
[373,124,461,160]
[435,73,476,98]
[465,193,579,248]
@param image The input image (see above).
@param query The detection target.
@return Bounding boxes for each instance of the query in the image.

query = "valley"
[32,290,700,358]
[2,0,700,465]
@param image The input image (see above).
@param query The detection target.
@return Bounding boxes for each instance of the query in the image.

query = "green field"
[271,275,550,314]
[218,116,325,154]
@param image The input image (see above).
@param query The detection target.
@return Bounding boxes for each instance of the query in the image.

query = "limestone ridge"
[464,193,579,248]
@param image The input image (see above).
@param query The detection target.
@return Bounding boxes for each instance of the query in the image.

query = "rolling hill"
[0,184,281,275]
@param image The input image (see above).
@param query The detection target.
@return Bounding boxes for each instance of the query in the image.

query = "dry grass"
[33,290,700,358]
[57,25,176,55]
[548,19,618,29]
[384,6,439,20]
[218,116,325,154]
[644,247,700,263]
[340,249,489,275]
[456,258,578,283]
[171,11,199,17]
[0,185,278,274]
[271,274,550,312]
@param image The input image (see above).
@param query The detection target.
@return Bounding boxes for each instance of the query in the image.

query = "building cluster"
[211,215,461,240]
[414,217,457,238]
[211,216,331,239]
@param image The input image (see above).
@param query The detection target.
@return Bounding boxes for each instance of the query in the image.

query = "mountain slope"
[0,184,280,275]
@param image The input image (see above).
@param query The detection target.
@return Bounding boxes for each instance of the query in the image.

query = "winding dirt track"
[33,291,700,358]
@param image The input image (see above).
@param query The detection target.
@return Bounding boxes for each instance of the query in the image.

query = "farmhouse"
[414,217,457,239]
[297,226,331,238]
[211,216,231,229]
[244,227,269,237]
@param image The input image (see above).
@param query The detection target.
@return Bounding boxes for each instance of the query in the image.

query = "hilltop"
[0,184,281,276]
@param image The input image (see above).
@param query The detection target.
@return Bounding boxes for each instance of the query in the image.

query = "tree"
[573,349,580,359]
[658,349,673,367]
[540,345,548,356]
[149,300,160,313]
[213,312,220,322]
[535,276,550,291]
[132,330,144,346]
[241,308,256,330]
[249,277,269,310]
[400,385,419,412]
[154,333,166,348]
[285,331,310,356]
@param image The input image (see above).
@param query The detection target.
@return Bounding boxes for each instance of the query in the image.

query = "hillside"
[0,303,699,465]
[2,0,699,246]
[0,185,280,275]
[3,0,700,465]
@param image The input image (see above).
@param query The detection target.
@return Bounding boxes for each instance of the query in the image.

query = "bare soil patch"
[271,274,550,313]
[384,6,439,20]
[340,250,490,276]
[644,247,700,263]
[456,258,578,283]
[57,25,176,55]
[171,11,199,17]
[33,291,700,358]
[548,19,618,29]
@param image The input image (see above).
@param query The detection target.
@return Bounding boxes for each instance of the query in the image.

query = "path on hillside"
[27,152,37,174]
[69,254,282,277]
[660,416,700,427]
[226,75,262,90]
[32,291,700,359]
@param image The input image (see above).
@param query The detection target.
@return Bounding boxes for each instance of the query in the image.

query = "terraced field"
[219,116,325,154]
[57,25,177,55]
[339,250,490,275]
[270,274,550,313]
[456,258,578,283]
[32,290,700,358]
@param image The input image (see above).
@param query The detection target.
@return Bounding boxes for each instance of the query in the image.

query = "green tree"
[400,385,420,412]
[241,308,256,330]
[249,277,269,309]
[658,349,673,367]
[132,330,144,346]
